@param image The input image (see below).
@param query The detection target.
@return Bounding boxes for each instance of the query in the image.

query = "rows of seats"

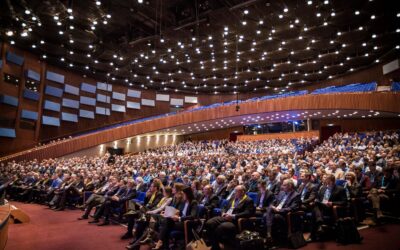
[311,82,377,94]
[391,82,400,91]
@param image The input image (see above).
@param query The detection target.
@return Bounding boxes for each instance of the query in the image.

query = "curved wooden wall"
[1,92,400,163]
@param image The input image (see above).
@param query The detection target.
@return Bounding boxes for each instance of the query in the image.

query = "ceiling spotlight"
[284,8,288,12]
[242,21,247,25]
[42,54,47,58]
[67,8,73,13]
[96,1,101,6]
[138,0,143,3]
[10,40,15,45]
[21,31,28,37]
[244,9,249,15]
[59,30,63,35]
[69,15,74,20]
[25,10,31,15]
[106,14,111,18]
[54,16,59,20]
[6,30,14,36]
[371,15,376,19]
[307,1,312,5]
[355,10,360,15]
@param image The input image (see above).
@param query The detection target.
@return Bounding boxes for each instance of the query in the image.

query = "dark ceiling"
[1,0,399,94]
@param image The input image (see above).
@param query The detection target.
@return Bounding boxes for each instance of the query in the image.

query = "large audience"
[1,131,400,250]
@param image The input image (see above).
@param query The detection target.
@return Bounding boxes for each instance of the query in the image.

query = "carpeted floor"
[6,202,129,250]
[5,202,400,250]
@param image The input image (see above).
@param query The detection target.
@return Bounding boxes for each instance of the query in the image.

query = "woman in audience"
[153,186,199,249]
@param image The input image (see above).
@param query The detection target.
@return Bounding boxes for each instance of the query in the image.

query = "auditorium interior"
[1,0,400,249]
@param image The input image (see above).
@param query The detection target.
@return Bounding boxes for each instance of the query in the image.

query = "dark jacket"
[223,195,255,219]
[317,185,347,206]
[297,182,317,205]
[267,179,281,196]
[272,190,300,214]
[178,200,199,221]
[144,191,163,209]
[256,190,274,210]
[200,194,220,213]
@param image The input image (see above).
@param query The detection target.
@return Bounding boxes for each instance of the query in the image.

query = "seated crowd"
[1,132,400,249]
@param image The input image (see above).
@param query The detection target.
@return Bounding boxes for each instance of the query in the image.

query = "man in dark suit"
[77,177,119,220]
[255,180,274,217]
[265,179,300,241]
[205,185,255,250]
[297,171,317,211]
[312,174,347,235]
[246,172,261,192]
[123,181,163,240]
[267,170,281,196]
[199,185,219,218]
[213,175,227,198]
[96,179,137,225]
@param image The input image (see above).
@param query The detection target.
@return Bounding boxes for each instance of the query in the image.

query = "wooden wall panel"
[319,118,400,133]
[238,130,319,141]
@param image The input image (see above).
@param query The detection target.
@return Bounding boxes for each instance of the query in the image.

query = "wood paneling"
[1,92,399,162]
[319,118,400,133]
[237,130,319,141]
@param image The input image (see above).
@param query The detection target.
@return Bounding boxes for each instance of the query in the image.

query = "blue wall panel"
[79,109,95,119]
[45,85,63,98]
[23,89,40,101]
[112,91,126,101]
[0,59,2,68]
[21,109,38,120]
[6,51,24,66]
[0,128,16,138]
[61,112,78,123]
[46,71,65,84]
[81,82,96,93]
[44,100,61,112]
[0,94,19,107]
[62,98,79,109]
[64,84,79,96]
[26,69,41,81]
[111,104,126,113]
[80,96,96,106]
[42,116,60,127]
